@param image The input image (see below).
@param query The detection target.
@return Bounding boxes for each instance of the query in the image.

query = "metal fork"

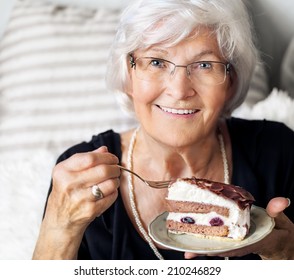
[117,165,172,189]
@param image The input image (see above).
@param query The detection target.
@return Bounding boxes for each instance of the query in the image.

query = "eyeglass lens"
[132,57,229,85]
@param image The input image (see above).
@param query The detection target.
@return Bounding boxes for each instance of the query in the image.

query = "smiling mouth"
[158,105,198,115]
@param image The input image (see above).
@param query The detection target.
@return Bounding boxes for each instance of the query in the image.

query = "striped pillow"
[0,0,136,159]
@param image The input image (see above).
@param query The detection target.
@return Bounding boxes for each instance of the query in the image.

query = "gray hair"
[106,0,258,116]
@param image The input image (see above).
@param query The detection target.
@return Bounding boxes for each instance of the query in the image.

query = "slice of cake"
[166,177,255,240]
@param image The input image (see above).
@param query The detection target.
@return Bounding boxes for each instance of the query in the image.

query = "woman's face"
[128,29,234,147]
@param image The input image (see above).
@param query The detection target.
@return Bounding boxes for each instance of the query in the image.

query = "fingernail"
[287,198,291,207]
[97,146,108,152]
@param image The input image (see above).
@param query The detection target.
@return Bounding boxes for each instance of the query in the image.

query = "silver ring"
[91,184,104,200]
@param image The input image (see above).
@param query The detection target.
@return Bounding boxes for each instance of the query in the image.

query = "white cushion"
[233,88,294,131]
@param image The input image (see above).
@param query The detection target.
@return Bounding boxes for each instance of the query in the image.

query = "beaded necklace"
[126,127,229,260]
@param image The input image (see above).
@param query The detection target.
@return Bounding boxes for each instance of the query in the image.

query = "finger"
[60,147,119,172]
[89,178,120,201]
[64,187,119,225]
[184,252,194,259]
[72,164,121,190]
[184,252,204,259]
[95,190,119,217]
[267,197,292,230]
[266,197,291,218]
[72,176,120,200]
[96,146,108,153]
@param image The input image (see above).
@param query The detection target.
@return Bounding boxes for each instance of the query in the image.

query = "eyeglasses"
[129,55,231,86]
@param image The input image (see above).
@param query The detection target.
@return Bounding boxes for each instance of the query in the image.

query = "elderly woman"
[33,0,294,260]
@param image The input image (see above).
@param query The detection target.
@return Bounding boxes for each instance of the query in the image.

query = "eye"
[149,58,166,68]
[189,62,213,73]
[199,62,212,69]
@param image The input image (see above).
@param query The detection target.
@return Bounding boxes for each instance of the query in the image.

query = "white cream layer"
[166,180,250,240]
[167,211,250,240]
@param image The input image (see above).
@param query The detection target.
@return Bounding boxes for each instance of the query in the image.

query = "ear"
[125,59,134,97]
[225,68,237,101]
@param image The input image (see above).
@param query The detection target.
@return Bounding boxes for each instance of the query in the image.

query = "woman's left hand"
[184,197,294,260]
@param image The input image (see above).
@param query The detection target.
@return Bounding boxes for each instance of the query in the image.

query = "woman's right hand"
[32,146,120,259]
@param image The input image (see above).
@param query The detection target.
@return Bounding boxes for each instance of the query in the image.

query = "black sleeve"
[253,121,294,220]
[228,118,294,221]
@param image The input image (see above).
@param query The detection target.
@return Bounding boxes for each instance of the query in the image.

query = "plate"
[148,205,274,254]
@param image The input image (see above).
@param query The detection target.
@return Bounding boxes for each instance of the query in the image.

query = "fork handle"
[117,164,145,182]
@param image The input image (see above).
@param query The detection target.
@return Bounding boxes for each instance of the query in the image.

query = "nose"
[166,66,196,100]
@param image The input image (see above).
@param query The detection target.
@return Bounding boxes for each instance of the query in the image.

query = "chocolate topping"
[177,177,255,210]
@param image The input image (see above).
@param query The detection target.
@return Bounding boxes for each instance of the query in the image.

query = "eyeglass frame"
[129,54,231,85]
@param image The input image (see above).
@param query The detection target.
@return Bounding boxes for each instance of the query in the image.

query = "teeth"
[160,106,197,115]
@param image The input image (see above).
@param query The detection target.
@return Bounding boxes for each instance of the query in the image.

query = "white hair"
[106,0,258,116]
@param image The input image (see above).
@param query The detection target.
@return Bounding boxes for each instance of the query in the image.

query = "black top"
[46,118,294,260]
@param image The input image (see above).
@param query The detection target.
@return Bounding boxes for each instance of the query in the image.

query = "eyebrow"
[192,50,216,60]
[147,48,168,55]
[146,48,217,60]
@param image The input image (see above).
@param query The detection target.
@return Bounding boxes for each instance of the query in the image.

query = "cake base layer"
[166,220,229,237]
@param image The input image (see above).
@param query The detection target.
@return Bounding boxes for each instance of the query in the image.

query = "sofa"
[0,0,293,260]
